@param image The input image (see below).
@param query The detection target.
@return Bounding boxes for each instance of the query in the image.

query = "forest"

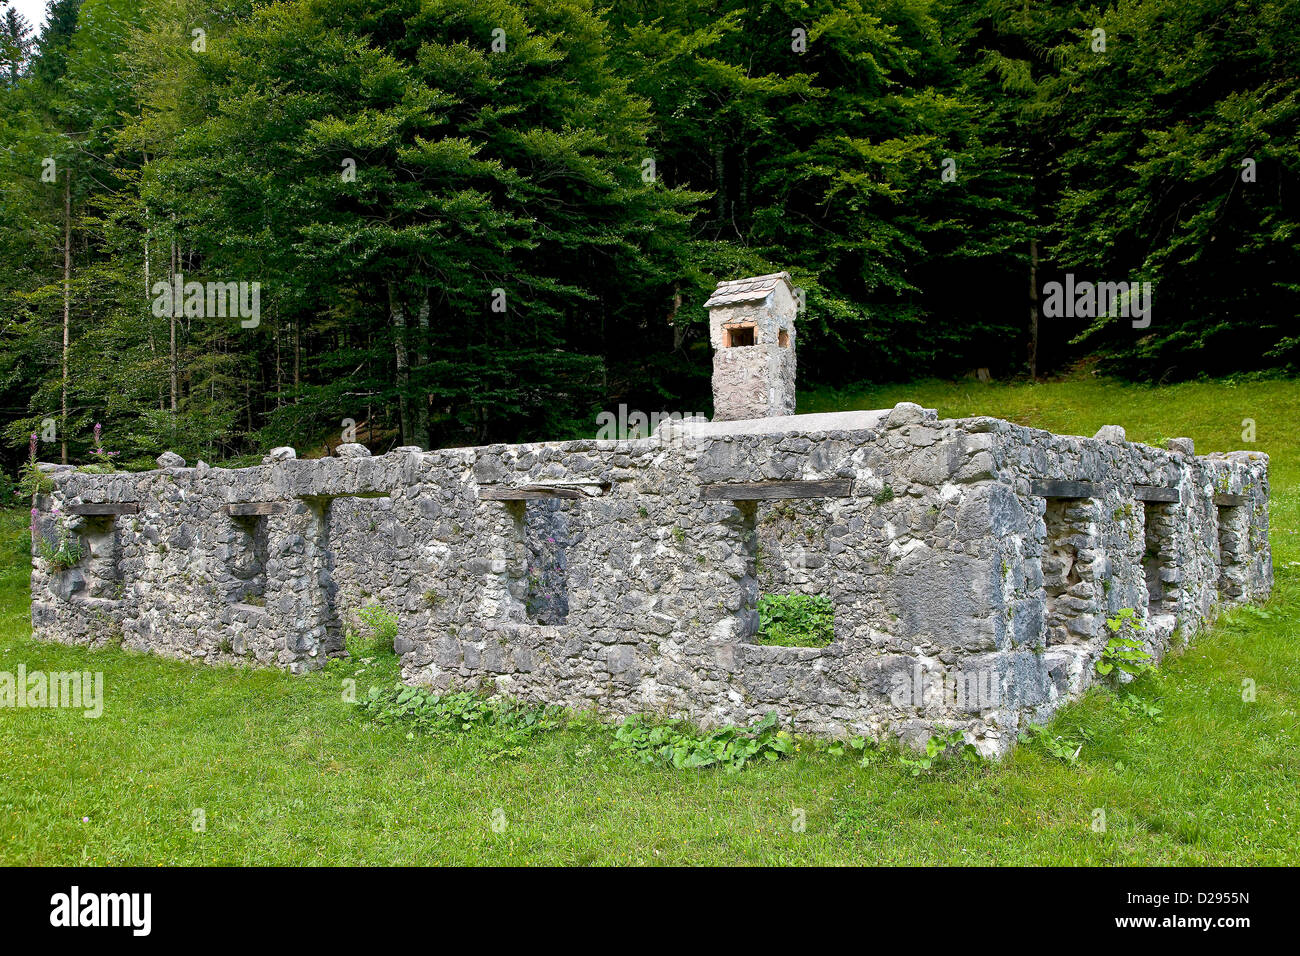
[0,0,1296,475]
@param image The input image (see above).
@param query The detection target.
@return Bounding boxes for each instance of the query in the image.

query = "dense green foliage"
[357,684,564,742]
[612,711,795,771]
[756,593,835,646]
[1,0,1296,474]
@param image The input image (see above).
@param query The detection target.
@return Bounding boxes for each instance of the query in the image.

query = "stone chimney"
[705,272,797,421]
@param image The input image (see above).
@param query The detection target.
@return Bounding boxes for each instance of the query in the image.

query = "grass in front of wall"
[1,374,1299,865]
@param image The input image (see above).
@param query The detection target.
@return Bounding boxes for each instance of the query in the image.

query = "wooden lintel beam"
[700,479,853,501]
[479,485,590,501]
[68,502,138,516]
[1030,480,1103,500]
[1133,485,1181,503]
[1214,492,1248,507]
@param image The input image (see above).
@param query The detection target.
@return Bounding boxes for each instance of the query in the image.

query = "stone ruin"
[29,272,1273,755]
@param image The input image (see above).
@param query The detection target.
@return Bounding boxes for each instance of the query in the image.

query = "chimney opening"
[725,324,756,348]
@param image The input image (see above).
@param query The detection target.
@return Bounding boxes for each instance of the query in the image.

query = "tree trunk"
[389,284,410,445]
[273,314,281,409]
[667,285,685,351]
[415,296,430,448]
[713,141,726,222]
[737,146,749,238]
[169,236,178,414]
[143,204,160,411]
[1028,237,1039,381]
[143,215,151,325]
[61,172,70,464]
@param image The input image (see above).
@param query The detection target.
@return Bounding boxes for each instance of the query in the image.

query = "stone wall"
[29,406,1272,756]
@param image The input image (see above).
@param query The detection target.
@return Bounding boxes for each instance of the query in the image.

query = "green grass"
[2,375,1298,865]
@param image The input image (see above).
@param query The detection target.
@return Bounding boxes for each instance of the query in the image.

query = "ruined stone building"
[30,273,1273,754]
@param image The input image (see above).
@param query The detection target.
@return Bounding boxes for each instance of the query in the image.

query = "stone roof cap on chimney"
[703,271,794,309]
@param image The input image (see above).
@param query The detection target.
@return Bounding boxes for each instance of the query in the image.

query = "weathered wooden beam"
[1030,480,1103,500]
[1214,492,1248,507]
[68,502,138,516]
[479,485,588,501]
[700,479,853,501]
[1133,485,1181,503]
[225,502,291,516]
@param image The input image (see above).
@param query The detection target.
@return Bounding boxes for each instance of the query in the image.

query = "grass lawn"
[1,374,1298,865]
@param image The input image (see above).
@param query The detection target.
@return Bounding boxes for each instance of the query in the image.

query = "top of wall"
[660,408,933,439]
[33,403,1268,503]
